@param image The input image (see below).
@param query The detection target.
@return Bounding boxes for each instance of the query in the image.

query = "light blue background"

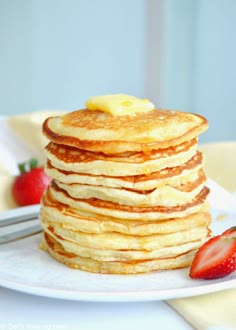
[0,0,236,142]
[160,0,236,143]
[0,0,146,114]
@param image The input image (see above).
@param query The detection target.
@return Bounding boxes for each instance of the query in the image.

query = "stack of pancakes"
[40,104,211,274]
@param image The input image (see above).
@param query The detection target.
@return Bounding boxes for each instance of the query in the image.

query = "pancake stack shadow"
[40,107,211,274]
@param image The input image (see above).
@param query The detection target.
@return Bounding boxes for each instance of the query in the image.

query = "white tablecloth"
[0,287,192,330]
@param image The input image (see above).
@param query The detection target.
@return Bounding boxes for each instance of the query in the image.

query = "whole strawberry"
[12,159,51,206]
[190,227,236,280]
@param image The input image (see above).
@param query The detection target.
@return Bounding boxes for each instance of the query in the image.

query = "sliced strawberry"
[222,226,236,238]
[189,234,236,280]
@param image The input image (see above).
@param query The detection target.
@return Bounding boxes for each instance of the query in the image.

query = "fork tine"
[0,224,42,244]
[0,204,41,243]
[0,204,40,227]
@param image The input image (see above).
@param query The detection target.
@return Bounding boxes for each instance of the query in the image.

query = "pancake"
[43,109,208,154]
[45,227,208,261]
[45,151,203,190]
[40,95,210,274]
[49,181,209,220]
[41,232,198,274]
[45,138,198,176]
[42,220,210,250]
[41,190,211,236]
[55,169,206,207]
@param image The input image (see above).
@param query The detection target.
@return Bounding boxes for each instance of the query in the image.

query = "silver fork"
[0,204,41,244]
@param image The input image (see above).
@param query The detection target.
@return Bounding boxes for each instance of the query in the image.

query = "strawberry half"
[12,158,51,206]
[222,226,236,238]
[189,227,236,280]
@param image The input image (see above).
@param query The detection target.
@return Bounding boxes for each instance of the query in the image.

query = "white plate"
[1,116,236,302]
[0,208,235,302]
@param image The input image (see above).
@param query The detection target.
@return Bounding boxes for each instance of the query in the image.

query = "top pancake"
[43,109,208,153]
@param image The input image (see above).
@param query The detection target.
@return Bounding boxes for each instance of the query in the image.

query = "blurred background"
[0,0,235,142]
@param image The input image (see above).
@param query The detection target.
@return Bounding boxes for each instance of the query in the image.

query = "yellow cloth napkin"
[8,110,65,164]
[0,110,65,210]
[0,156,17,210]
[0,175,17,211]
[199,142,236,193]
[168,289,236,330]
[168,142,236,330]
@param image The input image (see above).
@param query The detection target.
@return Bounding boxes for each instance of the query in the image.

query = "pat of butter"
[86,94,154,116]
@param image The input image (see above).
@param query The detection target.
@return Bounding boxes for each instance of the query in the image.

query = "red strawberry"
[222,226,236,238]
[189,228,236,280]
[12,158,51,206]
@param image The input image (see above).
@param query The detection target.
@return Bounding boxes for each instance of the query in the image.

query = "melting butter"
[86,94,154,116]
